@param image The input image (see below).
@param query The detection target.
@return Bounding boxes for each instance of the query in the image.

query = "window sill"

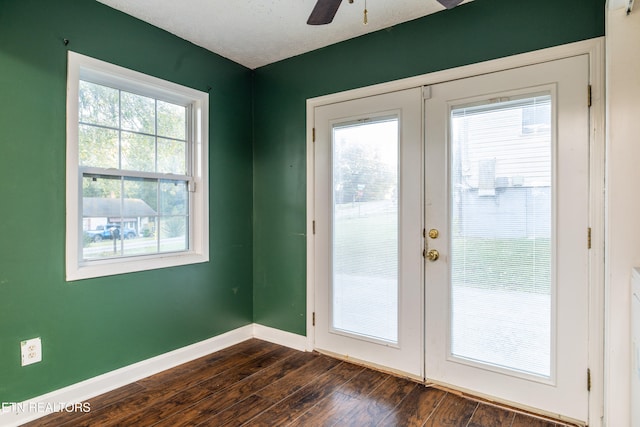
[66,251,209,282]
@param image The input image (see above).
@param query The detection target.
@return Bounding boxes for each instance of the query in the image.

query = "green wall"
[0,0,253,402]
[251,0,605,335]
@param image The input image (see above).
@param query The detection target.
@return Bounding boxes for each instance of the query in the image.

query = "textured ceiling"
[96,0,472,69]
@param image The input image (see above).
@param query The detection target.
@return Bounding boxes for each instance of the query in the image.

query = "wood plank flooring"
[25,339,577,427]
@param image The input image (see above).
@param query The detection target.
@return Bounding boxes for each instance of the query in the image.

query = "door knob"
[425,249,439,261]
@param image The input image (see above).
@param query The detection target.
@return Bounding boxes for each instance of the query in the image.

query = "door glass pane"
[450,94,552,378]
[332,118,399,343]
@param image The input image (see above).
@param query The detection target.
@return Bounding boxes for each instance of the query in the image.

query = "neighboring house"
[82,197,157,235]
[452,97,552,239]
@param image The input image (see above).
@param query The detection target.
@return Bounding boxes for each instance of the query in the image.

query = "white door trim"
[306,37,604,425]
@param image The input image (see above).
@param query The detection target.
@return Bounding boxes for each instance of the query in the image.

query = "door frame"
[306,37,604,425]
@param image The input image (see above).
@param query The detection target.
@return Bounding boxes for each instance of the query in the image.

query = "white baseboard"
[0,324,306,427]
[252,323,309,351]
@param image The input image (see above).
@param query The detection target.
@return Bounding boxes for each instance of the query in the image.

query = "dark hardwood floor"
[25,339,577,426]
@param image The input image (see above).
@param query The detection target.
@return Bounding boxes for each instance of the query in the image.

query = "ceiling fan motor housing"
[307,0,463,25]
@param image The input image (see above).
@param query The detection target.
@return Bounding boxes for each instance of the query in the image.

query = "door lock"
[425,249,439,261]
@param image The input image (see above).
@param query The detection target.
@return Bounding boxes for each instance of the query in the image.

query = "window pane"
[332,118,399,343]
[450,94,552,378]
[121,91,155,134]
[79,81,118,127]
[80,175,190,259]
[158,138,186,174]
[159,181,188,252]
[123,177,158,216]
[82,175,123,260]
[157,101,186,140]
[121,132,155,172]
[160,180,188,215]
[82,175,122,218]
[159,216,188,252]
[79,125,118,169]
[122,178,159,256]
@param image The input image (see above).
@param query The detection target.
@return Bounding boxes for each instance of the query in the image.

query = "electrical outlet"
[21,338,42,366]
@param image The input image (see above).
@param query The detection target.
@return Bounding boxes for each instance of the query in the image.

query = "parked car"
[85,224,137,242]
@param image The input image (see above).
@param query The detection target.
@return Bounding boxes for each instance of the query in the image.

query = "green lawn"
[333,203,551,294]
[333,205,397,279]
[83,236,187,259]
[452,237,551,294]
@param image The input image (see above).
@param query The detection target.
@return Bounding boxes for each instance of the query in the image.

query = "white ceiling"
[96,0,472,69]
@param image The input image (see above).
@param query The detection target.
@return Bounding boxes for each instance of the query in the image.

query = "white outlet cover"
[21,337,42,366]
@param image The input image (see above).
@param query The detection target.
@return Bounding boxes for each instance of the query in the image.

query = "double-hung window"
[66,52,209,281]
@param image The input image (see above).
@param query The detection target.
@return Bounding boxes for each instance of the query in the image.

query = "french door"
[424,55,590,421]
[313,87,424,378]
[313,55,590,422]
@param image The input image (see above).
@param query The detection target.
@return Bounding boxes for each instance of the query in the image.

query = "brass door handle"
[425,249,439,261]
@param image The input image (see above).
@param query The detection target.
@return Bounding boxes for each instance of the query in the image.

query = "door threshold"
[316,347,585,426]
[424,381,586,427]
[313,347,423,382]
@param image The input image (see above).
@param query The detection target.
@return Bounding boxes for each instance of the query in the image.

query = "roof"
[83,198,157,218]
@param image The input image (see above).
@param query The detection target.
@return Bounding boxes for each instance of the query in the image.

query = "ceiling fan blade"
[307,0,343,25]
[436,0,463,9]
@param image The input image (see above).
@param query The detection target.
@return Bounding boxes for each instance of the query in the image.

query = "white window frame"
[65,51,209,281]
